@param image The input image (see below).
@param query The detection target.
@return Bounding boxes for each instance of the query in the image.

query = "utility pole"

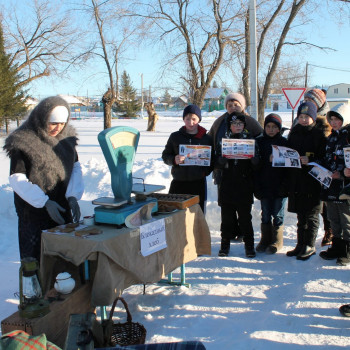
[140,73,144,118]
[249,0,258,120]
[304,62,308,88]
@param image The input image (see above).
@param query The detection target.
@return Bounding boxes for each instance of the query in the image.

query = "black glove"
[45,199,66,225]
[216,156,228,169]
[68,196,81,223]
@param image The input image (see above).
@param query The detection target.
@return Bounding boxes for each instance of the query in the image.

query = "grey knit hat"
[224,92,246,110]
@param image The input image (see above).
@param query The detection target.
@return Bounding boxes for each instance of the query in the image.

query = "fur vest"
[3,96,78,193]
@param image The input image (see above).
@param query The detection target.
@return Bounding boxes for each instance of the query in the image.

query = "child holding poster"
[162,104,213,212]
[214,112,260,258]
[318,103,350,265]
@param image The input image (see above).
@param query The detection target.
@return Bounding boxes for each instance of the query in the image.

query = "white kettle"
[54,272,75,294]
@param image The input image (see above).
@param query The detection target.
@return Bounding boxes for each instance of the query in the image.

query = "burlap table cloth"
[41,204,211,306]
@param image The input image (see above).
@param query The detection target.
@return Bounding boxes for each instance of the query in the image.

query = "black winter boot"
[266,225,284,254]
[286,228,303,257]
[256,223,272,253]
[336,240,350,266]
[218,238,230,257]
[296,229,317,261]
[245,244,256,258]
[319,236,342,260]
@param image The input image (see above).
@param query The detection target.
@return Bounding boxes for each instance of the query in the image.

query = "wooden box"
[1,283,94,348]
[148,193,199,210]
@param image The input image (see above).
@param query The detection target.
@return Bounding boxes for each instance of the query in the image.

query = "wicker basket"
[107,297,146,347]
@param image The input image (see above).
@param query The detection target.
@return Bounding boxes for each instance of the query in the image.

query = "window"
[334,88,338,94]
[348,88,350,94]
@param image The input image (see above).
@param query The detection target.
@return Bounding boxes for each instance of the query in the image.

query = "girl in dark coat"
[3,96,84,261]
[255,114,288,254]
[214,112,260,258]
[162,105,213,212]
[286,101,327,260]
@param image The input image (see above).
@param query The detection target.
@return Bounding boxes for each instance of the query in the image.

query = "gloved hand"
[215,156,228,169]
[45,199,66,225]
[68,196,81,223]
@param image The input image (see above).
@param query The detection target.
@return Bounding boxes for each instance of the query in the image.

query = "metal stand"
[159,264,190,288]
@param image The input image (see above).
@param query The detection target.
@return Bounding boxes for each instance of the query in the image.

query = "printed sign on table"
[140,218,167,257]
[221,138,255,159]
[179,144,211,166]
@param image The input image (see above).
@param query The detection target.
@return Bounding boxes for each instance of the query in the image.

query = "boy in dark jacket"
[286,101,328,260]
[319,103,350,265]
[214,112,260,258]
[162,104,213,212]
[255,114,288,254]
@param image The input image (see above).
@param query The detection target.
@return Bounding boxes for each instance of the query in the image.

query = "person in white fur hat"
[208,92,263,241]
[3,96,84,261]
[318,103,350,266]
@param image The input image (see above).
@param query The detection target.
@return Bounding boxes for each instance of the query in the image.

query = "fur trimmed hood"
[4,96,78,192]
[327,103,350,127]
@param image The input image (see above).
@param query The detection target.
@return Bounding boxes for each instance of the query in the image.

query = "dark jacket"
[254,131,288,199]
[286,122,327,213]
[208,112,263,153]
[162,125,213,182]
[215,129,260,206]
[320,125,350,201]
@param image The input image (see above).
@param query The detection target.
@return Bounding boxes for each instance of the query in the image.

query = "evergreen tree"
[212,80,219,88]
[163,89,172,106]
[0,22,27,129]
[118,71,140,118]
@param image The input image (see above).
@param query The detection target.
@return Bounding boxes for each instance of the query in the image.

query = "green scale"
[93,126,165,226]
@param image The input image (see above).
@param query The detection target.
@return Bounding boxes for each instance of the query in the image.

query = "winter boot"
[319,236,342,260]
[339,304,350,317]
[266,225,284,254]
[245,244,256,258]
[336,240,350,266]
[218,238,230,257]
[297,229,317,261]
[256,223,273,253]
[286,228,304,257]
[321,228,333,246]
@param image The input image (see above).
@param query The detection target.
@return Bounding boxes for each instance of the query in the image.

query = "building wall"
[327,84,350,99]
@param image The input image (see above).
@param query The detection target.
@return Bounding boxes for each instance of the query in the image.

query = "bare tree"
[78,0,142,129]
[241,0,335,124]
[128,0,246,107]
[2,0,86,88]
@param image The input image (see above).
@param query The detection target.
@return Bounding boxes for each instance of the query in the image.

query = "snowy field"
[1,110,350,349]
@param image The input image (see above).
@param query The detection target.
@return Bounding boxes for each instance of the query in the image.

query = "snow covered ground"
[1,110,350,349]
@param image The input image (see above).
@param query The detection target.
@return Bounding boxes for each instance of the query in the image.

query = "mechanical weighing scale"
[92,126,165,226]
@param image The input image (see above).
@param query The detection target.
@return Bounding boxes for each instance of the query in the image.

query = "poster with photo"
[343,147,350,168]
[221,138,255,159]
[308,162,333,188]
[272,145,301,168]
[179,144,211,166]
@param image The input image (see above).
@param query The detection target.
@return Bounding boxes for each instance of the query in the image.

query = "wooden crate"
[149,193,199,210]
[1,283,94,348]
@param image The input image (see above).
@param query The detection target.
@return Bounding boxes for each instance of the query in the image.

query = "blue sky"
[24,2,350,99]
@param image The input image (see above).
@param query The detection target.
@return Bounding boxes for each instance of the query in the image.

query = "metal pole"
[304,62,308,88]
[141,73,144,118]
[249,0,258,120]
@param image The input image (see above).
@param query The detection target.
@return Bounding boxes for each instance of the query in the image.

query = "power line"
[308,63,350,73]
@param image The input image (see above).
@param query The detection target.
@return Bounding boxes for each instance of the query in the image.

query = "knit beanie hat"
[297,101,317,122]
[264,113,282,131]
[304,89,326,110]
[224,92,246,110]
[183,104,201,121]
[229,112,246,126]
[327,103,350,125]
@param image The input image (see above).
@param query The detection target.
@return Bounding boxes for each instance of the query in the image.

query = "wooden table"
[41,204,211,306]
